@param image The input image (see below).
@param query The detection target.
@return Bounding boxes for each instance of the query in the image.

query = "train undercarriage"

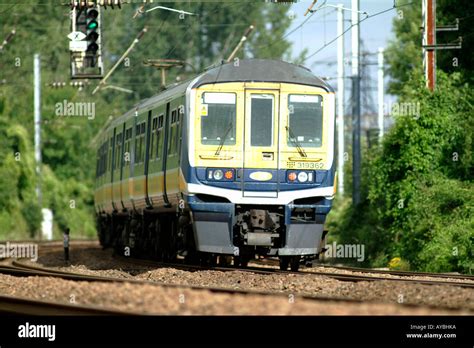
[97,203,328,271]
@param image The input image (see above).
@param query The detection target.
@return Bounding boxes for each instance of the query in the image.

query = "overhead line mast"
[336,4,345,196]
[422,0,462,91]
[351,0,361,205]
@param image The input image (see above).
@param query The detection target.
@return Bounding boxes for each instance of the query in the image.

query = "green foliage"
[385,0,422,95]
[331,71,473,273]
[435,0,474,85]
[332,0,474,273]
[400,177,473,272]
[385,0,474,94]
[0,1,301,239]
[0,119,41,237]
[21,201,42,237]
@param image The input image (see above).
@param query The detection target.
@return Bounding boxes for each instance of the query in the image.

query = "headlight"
[207,168,235,181]
[287,170,314,183]
[213,169,224,180]
[224,170,234,180]
[297,171,308,182]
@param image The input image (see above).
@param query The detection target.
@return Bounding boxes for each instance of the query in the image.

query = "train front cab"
[185,81,336,262]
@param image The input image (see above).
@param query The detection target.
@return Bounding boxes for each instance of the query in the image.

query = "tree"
[0,1,303,238]
[385,0,422,95]
[329,0,473,272]
[385,0,474,95]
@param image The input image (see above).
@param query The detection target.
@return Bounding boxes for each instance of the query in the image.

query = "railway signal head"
[86,8,100,53]
[69,3,105,78]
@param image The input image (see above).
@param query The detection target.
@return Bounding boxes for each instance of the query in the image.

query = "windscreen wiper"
[215,122,233,156]
[286,126,307,158]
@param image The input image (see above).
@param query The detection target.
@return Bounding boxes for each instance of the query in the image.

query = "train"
[94,59,336,271]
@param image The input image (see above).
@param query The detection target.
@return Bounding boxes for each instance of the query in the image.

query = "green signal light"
[87,20,98,30]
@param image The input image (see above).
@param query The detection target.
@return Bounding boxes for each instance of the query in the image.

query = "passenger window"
[115,133,122,169]
[108,138,113,171]
[135,126,140,164]
[124,128,130,167]
[151,117,157,160]
[156,115,163,160]
[175,111,181,154]
[169,110,177,154]
[139,124,144,163]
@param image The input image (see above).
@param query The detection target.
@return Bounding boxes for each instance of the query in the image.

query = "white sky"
[288,0,402,109]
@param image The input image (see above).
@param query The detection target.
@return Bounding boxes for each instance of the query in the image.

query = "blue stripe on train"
[191,167,330,191]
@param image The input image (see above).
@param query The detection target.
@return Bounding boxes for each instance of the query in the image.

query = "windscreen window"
[287,94,323,148]
[201,92,236,146]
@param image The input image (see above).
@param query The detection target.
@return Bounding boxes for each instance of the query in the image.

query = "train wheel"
[290,256,300,272]
[160,215,178,262]
[240,257,249,268]
[218,256,232,267]
[200,253,217,267]
[233,256,248,268]
[153,216,166,261]
[279,256,290,270]
[184,250,200,265]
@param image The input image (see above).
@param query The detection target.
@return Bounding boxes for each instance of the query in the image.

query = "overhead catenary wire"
[253,0,329,53]
[92,26,148,94]
[303,1,415,62]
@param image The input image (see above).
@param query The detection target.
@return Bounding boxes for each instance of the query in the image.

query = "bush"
[400,177,473,272]
[329,71,473,273]
[21,201,43,237]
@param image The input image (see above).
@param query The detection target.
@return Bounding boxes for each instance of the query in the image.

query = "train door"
[109,127,117,211]
[144,111,152,207]
[242,88,280,197]
[162,102,171,207]
[112,125,125,211]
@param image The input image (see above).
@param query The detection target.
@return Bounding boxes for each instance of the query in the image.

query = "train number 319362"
[287,161,324,169]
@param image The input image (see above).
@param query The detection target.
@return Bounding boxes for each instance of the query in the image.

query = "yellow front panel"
[194,82,332,170]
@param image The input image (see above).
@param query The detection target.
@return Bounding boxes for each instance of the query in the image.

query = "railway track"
[0,294,140,315]
[114,256,474,289]
[1,242,472,315]
[7,240,473,289]
[3,261,357,303]
[0,263,142,315]
[14,240,474,287]
[3,261,469,314]
[252,258,474,281]
[309,264,474,281]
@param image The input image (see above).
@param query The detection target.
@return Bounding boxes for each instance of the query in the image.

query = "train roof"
[105,59,332,132]
[193,59,334,92]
